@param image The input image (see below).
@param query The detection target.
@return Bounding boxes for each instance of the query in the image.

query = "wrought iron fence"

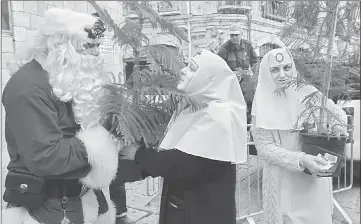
[261,1,287,22]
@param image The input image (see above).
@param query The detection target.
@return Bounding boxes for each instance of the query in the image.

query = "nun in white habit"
[251,48,348,224]
[121,49,248,224]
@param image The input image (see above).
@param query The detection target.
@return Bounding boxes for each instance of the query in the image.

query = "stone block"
[1,53,14,69]
[47,4,56,10]
[30,15,43,30]
[63,1,76,11]
[38,1,48,17]
[75,1,88,13]
[53,1,64,9]
[13,26,27,42]
[87,2,95,13]
[107,1,120,9]
[27,29,38,42]
[11,1,24,12]
[14,41,29,54]
[1,36,14,53]
[12,12,31,28]
[1,69,11,85]
[23,1,38,15]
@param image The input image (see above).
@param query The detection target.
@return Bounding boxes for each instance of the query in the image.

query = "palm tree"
[88,1,194,147]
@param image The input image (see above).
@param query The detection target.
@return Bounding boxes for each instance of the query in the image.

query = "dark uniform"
[218,39,258,71]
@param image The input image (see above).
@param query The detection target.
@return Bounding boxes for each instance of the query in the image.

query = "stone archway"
[253,34,285,56]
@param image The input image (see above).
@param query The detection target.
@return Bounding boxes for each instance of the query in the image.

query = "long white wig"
[7,8,108,128]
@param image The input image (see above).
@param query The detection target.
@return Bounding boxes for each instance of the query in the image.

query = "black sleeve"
[134,147,229,186]
[218,47,228,61]
[5,91,91,179]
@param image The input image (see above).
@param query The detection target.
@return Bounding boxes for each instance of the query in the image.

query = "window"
[1,1,11,31]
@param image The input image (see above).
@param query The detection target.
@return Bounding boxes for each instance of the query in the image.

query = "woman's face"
[269,63,293,87]
[177,59,199,92]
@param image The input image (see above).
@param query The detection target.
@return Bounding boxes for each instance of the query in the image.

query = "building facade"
[123,1,359,62]
[123,1,293,60]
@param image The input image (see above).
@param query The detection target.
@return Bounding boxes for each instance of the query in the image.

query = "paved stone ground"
[1,150,360,224]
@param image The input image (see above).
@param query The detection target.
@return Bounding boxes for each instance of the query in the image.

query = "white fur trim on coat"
[77,126,119,189]
[81,190,116,224]
[95,196,116,224]
[2,207,39,224]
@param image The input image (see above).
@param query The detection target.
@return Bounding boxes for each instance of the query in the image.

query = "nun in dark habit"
[121,49,248,224]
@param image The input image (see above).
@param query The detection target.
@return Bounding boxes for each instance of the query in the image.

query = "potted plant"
[275,1,360,176]
[88,1,194,180]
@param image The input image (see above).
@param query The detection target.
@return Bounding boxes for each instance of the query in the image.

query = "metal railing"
[331,114,355,224]
[235,137,263,224]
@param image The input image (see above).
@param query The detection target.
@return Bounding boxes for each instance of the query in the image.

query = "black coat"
[2,60,90,179]
[135,147,237,224]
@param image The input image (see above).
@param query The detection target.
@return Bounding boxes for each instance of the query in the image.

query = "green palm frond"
[88,1,149,48]
[146,44,185,76]
[88,1,200,146]
[98,83,171,146]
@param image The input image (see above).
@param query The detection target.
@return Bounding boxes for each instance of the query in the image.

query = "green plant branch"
[318,2,339,135]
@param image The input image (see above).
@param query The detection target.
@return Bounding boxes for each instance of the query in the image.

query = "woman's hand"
[301,154,333,177]
[119,143,140,160]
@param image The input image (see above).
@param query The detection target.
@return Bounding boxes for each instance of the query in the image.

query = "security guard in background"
[218,23,258,81]
[218,23,258,125]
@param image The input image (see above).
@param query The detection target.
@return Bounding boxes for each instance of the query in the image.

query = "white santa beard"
[48,55,106,128]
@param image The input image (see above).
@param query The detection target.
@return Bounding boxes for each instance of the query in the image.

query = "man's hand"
[302,154,333,177]
[119,143,139,160]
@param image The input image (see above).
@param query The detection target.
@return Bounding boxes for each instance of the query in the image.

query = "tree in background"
[276,1,360,100]
[275,1,360,135]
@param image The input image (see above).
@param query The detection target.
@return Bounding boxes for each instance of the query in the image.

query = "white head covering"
[160,49,248,163]
[251,48,316,130]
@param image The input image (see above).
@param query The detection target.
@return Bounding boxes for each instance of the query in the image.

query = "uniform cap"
[229,23,243,35]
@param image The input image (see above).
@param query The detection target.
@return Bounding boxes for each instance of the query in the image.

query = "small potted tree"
[88,1,192,145]
[275,1,360,176]
[88,1,198,180]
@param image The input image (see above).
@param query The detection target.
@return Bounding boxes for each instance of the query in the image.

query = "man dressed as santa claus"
[2,8,125,224]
